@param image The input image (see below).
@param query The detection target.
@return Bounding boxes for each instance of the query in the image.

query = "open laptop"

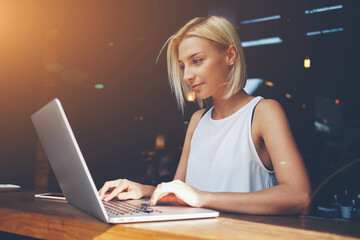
[31,99,219,223]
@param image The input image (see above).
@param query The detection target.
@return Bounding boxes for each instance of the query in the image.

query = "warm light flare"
[304,57,311,69]
[335,99,340,104]
[155,134,165,150]
[285,93,292,99]
[186,92,196,102]
[264,81,274,87]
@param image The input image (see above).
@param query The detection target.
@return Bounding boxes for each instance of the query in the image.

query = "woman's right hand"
[98,179,154,202]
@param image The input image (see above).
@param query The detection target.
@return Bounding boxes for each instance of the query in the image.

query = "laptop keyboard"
[103,199,161,216]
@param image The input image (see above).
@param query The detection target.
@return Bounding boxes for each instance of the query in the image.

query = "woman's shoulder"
[187,109,208,134]
[254,98,287,126]
[254,98,288,132]
[190,108,208,123]
[256,98,284,116]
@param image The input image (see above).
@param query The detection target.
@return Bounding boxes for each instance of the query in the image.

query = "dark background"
[0,0,359,218]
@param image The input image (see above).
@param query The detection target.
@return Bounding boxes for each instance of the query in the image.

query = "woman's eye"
[193,58,202,64]
[180,65,185,70]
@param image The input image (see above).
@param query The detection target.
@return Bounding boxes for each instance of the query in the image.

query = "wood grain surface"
[0,191,359,240]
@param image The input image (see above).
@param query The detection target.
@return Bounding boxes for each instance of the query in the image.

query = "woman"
[99,16,311,215]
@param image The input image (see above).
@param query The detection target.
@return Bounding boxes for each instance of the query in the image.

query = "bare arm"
[200,100,311,214]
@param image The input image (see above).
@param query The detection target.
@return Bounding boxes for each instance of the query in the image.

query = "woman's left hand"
[150,180,207,207]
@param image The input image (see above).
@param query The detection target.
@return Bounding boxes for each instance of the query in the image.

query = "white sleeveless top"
[185,96,278,192]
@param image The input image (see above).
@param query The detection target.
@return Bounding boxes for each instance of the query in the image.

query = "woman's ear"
[227,44,237,66]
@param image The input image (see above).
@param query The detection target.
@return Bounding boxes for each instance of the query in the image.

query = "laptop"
[31,98,219,223]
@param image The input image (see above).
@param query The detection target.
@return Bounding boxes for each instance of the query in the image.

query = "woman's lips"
[192,83,204,90]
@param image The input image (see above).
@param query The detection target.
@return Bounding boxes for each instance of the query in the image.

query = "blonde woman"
[99,16,311,215]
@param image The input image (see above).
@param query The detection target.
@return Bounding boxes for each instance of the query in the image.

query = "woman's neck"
[211,89,254,120]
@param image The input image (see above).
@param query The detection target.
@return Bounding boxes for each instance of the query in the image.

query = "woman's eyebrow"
[179,52,203,63]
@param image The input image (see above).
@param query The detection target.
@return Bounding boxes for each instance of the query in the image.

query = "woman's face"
[178,36,231,100]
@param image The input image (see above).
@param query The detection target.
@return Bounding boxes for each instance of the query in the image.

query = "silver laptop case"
[31,99,219,223]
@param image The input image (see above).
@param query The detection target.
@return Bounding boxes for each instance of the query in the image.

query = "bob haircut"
[164,16,247,112]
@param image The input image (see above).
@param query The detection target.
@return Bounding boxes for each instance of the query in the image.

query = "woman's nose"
[183,71,195,83]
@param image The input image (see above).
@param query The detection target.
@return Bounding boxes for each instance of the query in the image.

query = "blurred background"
[0,0,359,220]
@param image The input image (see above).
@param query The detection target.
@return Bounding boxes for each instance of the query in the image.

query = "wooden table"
[0,191,359,239]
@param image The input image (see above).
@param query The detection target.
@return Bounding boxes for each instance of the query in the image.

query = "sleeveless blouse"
[185,96,278,192]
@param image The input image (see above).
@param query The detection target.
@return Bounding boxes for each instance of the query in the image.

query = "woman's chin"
[195,92,210,100]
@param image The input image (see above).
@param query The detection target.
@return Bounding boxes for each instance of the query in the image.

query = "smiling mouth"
[191,83,204,90]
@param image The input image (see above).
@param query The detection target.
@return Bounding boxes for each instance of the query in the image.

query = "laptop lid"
[31,99,109,222]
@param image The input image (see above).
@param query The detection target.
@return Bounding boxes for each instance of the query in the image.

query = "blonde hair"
[162,16,247,112]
